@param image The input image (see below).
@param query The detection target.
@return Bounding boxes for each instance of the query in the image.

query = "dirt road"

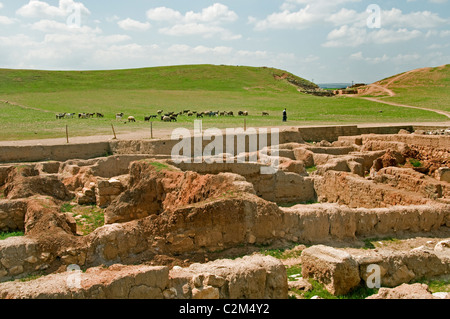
[358,97,450,120]
[1,122,449,147]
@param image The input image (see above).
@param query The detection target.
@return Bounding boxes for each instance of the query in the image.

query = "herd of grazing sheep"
[56,109,271,123]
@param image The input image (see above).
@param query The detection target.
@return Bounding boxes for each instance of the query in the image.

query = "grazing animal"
[262,112,269,116]
[188,112,193,117]
[128,116,136,123]
[228,111,234,116]
[157,110,164,115]
[56,113,66,120]
[145,115,157,121]
[243,111,249,116]
[161,116,172,122]
[238,111,244,116]
[65,113,75,119]
[96,113,104,118]
[116,113,124,120]
[78,113,88,119]
[196,113,203,118]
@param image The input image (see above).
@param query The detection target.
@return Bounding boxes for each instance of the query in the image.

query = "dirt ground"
[1,122,449,147]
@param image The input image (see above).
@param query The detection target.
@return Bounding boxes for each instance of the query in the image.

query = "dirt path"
[352,66,450,120]
[0,100,53,113]
[1,122,449,147]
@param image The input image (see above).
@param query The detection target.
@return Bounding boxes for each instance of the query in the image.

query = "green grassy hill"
[0,64,446,141]
[0,64,317,94]
[367,64,450,112]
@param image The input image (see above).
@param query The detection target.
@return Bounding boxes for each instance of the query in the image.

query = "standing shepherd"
[282,108,287,122]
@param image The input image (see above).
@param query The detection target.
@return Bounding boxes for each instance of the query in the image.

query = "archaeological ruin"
[0,124,449,299]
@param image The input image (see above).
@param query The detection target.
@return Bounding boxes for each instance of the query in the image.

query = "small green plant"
[362,236,399,249]
[104,150,113,157]
[409,158,422,168]
[19,273,44,282]
[259,244,303,260]
[147,161,172,172]
[301,279,338,299]
[306,165,317,174]
[286,265,303,281]
[415,278,450,293]
[60,202,76,213]
[0,231,25,240]
[292,279,379,299]
[72,206,105,235]
[363,239,376,250]
[338,284,379,299]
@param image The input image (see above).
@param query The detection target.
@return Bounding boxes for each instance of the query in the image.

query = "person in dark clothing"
[282,108,287,122]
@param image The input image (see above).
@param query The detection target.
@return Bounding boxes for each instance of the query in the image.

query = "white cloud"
[327,8,362,26]
[0,2,3,10]
[118,18,151,31]
[147,3,241,40]
[440,30,450,37]
[147,3,237,24]
[381,8,447,29]
[146,7,183,22]
[30,19,101,34]
[16,0,90,19]
[160,23,241,40]
[0,15,16,25]
[251,0,363,30]
[350,51,420,64]
[252,7,318,30]
[251,3,448,32]
[184,3,238,23]
[323,26,422,47]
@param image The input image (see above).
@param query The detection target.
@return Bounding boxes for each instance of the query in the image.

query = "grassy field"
[0,64,447,141]
[368,64,450,113]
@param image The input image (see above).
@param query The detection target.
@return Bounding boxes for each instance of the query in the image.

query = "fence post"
[111,124,117,140]
[66,125,69,144]
[151,121,153,139]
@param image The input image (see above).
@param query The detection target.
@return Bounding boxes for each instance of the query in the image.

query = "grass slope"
[370,64,450,112]
[0,64,446,141]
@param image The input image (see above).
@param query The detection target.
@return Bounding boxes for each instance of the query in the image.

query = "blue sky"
[0,0,449,83]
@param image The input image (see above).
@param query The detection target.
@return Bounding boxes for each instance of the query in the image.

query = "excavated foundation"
[0,125,449,299]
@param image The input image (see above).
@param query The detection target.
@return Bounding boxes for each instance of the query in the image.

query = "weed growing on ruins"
[71,205,105,235]
[363,237,400,249]
[259,244,303,260]
[306,165,317,174]
[147,161,174,172]
[286,265,302,281]
[409,159,423,168]
[416,278,450,293]
[301,279,337,299]
[60,202,76,213]
[0,231,24,240]
[291,279,379,299]
[18,273,44,282]
[363,239,376,250]
[338,284,379,300]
